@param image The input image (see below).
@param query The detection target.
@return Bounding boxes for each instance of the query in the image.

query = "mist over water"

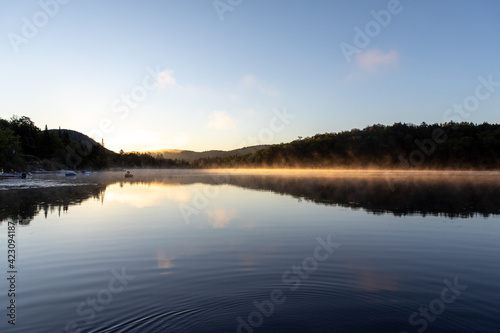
[1,169,499,332]
[3,169,499,221]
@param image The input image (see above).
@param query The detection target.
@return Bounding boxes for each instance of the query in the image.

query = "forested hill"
[191,122,500,169]
[0,116,189,170]
[47,129,115,154]
[2,116,500,171]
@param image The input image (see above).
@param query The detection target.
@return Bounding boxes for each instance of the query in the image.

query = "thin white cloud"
[239,74,280,96]
[240,108,256,117]
[206,110,237,130]
[158,69,178,88]
[241,74,257,88]
[356,49,399,73]
[345,49,400,82]
[155,71,280,101]
[157,69,204,97]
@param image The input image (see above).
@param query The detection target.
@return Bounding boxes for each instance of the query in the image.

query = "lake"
[1,169,499,333]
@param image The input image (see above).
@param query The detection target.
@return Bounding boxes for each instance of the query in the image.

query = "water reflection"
[156,250,174,275]
[105,183,192,208]
[0,185,106,224]
[1,170,499,224]
[1,170,499,332]
[226,172,500,218]
[207,209,237,228]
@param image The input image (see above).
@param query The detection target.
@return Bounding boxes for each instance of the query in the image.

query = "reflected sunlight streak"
[105,183,192,208]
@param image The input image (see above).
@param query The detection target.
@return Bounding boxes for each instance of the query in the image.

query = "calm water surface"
[1,170,499,333]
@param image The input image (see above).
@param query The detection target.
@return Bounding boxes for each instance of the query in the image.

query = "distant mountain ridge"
[50,129,271,161]
[147,145,271,162]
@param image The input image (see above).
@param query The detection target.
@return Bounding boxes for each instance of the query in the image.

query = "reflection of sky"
[103,182,245,229]
[156,250,173,275]
[206,209,236,229]
[102,181,302,230]
[104,182,192,208]
[2,178,500,333]
[8,179,500,284]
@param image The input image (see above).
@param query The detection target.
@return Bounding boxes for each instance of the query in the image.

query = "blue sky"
[1,0,499,152]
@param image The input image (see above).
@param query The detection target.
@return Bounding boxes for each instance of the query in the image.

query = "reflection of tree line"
[115,173,500,217]
[223,174,500,218]
[0,172,223,224]
[0,185,106,225]
[2,173,499,224]
[92,173,500,218]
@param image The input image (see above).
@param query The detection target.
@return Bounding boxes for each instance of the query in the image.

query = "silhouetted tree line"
[0,116,189,170]
[192,122,500,169]
[2,117,499,171]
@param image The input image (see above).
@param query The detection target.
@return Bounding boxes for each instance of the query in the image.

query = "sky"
[1,0,499,153]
